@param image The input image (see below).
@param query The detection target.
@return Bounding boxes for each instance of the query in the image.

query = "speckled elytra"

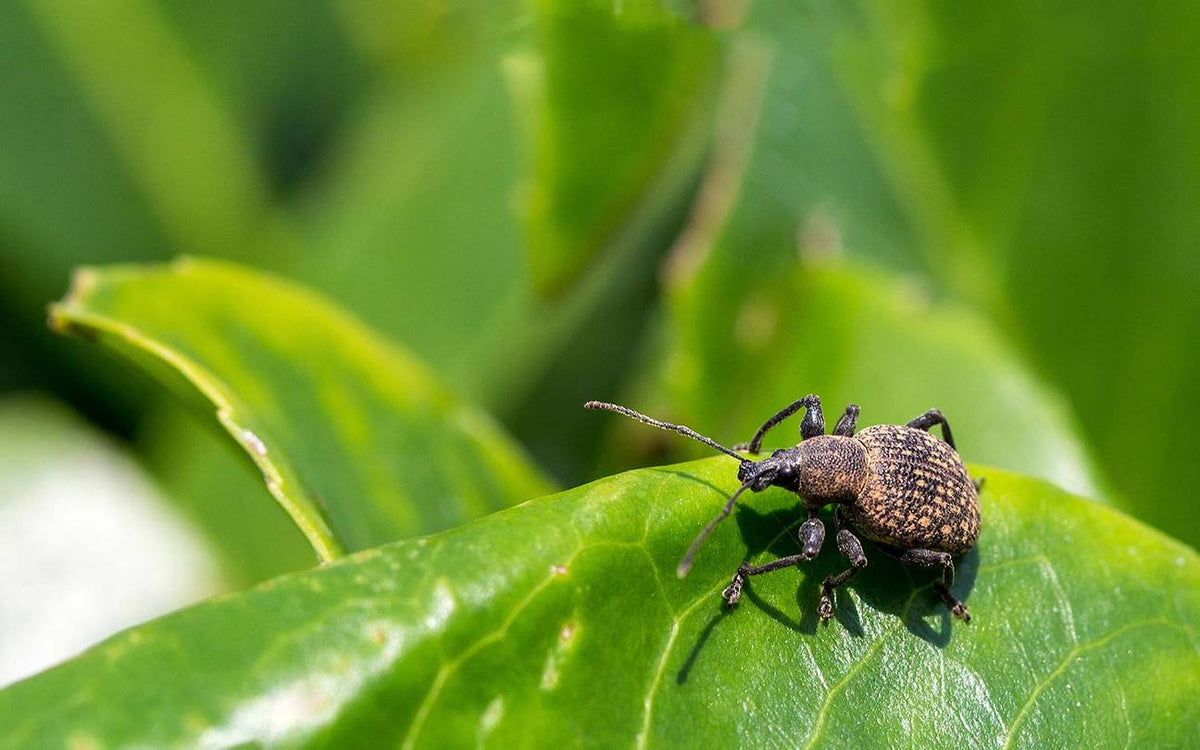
[586,395,981,623]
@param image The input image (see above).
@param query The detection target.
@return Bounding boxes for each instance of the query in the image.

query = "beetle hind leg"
[906,409,957,450]
[895,548,971,622]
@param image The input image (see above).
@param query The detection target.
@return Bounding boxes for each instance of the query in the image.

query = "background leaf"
[138,401,316,587]
[50,258,554,559]
[1,461,1195,746]
[624,260,1107,501]
[521,0,719,297]
[661,0,1200,545]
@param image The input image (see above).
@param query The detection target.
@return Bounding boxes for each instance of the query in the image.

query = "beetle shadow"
[730,505,869,638]
[664,473,984,684]
[850,545,981,648]
[675,608,731,685]
[685,501,981,653]
[652,469,729,501]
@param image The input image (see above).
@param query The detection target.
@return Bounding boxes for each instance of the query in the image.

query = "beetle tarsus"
[906,408,957,450]
[936,583,972,622]
[817,591,834,621]
[722,568,747,607]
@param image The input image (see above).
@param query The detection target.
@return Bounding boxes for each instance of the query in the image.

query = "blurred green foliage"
[51,258,553,558]
[0,0,1195,548]
[0,0,1196,550]
[2,0,1199,739]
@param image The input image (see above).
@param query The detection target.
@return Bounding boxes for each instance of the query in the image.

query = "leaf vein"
[1001,617,1192,748]
[400,544,585,749]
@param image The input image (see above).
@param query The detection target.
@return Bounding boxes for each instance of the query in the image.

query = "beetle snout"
[738,459,777,492]
[737,460,754,483]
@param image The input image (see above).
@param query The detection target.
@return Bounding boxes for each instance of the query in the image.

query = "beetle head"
[737,449,802,493]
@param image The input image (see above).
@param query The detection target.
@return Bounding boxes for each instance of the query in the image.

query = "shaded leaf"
[1,460,1195,746]
[49,258,554,560]
[138,402,315,588]
[522,0,720,296]
[290,11,686,485]
[21,0,279,261]
[863,1,1200,547]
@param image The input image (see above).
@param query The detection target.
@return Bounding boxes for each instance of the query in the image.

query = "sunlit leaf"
[0,461,1194,746]
[49,258,554,560]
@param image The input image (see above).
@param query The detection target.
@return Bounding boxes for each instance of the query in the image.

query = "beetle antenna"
[584,401,745,461]
[676,480,753,578]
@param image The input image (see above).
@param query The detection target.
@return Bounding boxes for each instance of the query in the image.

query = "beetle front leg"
[818,509,867,621]
[832,403,860,437]
[735,395,825,454]
[896,548,971,622]
[723,512,825,607]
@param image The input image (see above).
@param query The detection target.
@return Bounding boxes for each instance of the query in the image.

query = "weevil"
[585,395,981,622]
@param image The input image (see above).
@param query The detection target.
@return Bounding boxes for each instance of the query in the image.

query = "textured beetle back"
[846,424,979,555]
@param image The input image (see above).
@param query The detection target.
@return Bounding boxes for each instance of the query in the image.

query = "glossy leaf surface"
[2,461,1195,747]
[49,259,554,559]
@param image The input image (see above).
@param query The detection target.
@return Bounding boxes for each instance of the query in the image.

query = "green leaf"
[49,258,554,560]
[138,402,316,588]
[522,0,720,296]
[652,260,1108,501]
[21,0,279,262]
[2,461,1195,746]
[882,1,1200,548]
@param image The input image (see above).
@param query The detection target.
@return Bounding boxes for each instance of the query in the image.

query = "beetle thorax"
[796,435,869,505]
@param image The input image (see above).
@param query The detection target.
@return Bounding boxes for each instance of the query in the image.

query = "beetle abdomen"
[845,424,979,555]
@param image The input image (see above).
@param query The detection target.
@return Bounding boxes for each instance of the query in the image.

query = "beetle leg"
[798,513,826,559]
[973,476,986,492]
[906,408,957,450]
[734,395,824,454]
[895,548,971,622]
[832,403,860,437]
[818,509,868,621]
[723,511,824,607]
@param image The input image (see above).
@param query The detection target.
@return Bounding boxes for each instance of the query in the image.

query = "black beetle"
[585,395,981,622]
